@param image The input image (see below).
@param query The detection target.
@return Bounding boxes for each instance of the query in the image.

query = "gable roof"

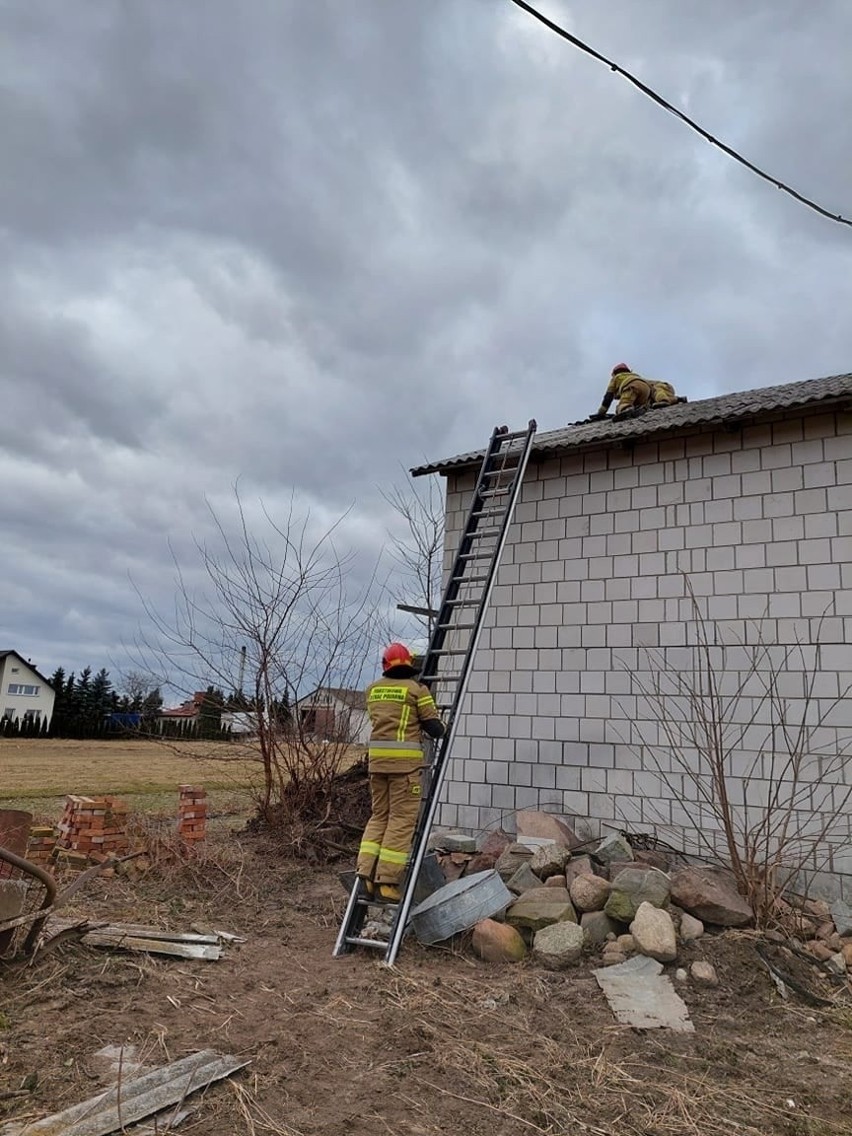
[411,372,852,477]
[297,687,365,711]
[0,651,55,689]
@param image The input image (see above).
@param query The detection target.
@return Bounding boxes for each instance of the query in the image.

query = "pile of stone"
[771,896,852,976]
[431,814,761,976]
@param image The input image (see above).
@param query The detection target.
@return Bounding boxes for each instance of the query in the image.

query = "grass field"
[0,737,262,821]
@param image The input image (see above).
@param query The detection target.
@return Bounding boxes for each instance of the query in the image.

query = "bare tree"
[135,487,383,855]
[380,471,445,641]
[622,583,852,925]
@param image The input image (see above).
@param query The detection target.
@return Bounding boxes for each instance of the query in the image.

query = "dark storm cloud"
[2,0,851,684]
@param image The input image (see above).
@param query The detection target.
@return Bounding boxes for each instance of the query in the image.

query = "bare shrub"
[624,583,852,924]
[134,487,382,859]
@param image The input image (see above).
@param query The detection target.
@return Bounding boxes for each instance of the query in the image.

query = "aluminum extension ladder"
[333,420,537,965]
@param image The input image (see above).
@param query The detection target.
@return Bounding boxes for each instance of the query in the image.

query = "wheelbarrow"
[0,809,56,959]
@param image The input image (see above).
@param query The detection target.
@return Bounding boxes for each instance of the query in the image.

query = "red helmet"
[382,642,414,672]
[612,362,631,375]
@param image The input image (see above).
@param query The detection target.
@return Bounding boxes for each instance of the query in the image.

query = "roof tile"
[412,372,852,476]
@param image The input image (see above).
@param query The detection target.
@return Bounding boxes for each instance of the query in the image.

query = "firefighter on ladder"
[591,363,685,420]
[356,642,445,902]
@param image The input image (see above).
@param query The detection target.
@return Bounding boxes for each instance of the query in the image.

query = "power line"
[507,0,852,228]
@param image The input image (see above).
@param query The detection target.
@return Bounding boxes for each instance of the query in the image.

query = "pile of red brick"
[55,795,129,866]
[26,825,57,866]
[177,785,207,844]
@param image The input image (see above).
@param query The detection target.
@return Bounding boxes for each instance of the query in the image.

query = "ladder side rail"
[332,873,369,956]
[420,427,508,684]
[399,427,531,877]
[384,420,537,966]
[332,426,507,959]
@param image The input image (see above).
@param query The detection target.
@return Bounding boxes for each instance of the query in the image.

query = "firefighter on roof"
[592,363,683,419]
[356,642,445,902]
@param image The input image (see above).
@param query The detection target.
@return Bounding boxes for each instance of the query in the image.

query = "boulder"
[480,829,513,859]
[831,898,852,938]
[594,833,634,865]
[605,867,671,924]
[565,855,596,885]
[679,913,705,943]
[506,862,542,896]
[570,874,611,913]
[532,921,585,969]
[669,867,753,928]
[826,952,847,976]
[634,848,671,872]
[689,961,719,986]
[601,944,627,967]
[805,941,833,962]
[472,919,528,963]
[616,933,635,953]
[630,902,677,963]
[434,832,478,853]
[506,887,577,932]
[842,942,852,968]
[580,911,620,947]
[516,810,581,849]
[467,853,498,875]
[530,842,572,880]
[496,843,534,883]
[545,874,567,888]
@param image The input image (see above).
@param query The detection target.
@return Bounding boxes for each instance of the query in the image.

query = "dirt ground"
[2,832,851,1136]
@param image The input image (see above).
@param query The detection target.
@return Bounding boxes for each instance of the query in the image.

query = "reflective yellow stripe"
[397,701,411,742]
[359,840,380,856]
[369,746,423,759]
[417,695,435,707]
[378,847,409,865]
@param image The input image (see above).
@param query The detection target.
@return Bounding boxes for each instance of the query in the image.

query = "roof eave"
[411,389,852,479]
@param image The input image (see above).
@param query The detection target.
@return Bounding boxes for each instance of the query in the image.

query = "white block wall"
[437,409,852,898]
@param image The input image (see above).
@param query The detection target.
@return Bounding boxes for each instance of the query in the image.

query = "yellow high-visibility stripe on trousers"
[378,847,409,865]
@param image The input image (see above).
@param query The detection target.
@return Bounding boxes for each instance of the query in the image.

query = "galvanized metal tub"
[410,869,512,945]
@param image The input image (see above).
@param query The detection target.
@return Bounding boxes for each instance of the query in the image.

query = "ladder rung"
[478,488,510,497]
[345,936,389,950]
[436,622,476,631]
[429,648,469,656]
[480,466,519,480]
[450,573,489,584]
[444,598,482,606]
[456,552,495,561]
[469,526,502,537]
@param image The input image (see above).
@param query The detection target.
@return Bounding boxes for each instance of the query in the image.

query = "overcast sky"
[2,0,851,695]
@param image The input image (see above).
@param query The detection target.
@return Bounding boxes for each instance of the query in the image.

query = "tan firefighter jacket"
[365,677,442,773]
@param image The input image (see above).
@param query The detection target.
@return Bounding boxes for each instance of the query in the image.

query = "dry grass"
[0,738,263,799]
[371,972,852,1136]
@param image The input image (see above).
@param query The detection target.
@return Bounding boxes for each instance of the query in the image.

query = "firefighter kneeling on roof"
[591,362,685,420]
[356,642,445,902]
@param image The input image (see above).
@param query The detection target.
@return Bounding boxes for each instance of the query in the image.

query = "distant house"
[157,691,207,730]
[414,372,852,897]
[0,651,56,729]
[297,687,369,744]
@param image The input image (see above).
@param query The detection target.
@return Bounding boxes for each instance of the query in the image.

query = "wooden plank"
[81,932,221,960]
[83,926,220,945]
[0,1050,248,1136]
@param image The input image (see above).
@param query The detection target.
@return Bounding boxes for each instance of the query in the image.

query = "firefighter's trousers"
[616,377,651,414]
[650,381,678,407]
[357,768,423,885]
